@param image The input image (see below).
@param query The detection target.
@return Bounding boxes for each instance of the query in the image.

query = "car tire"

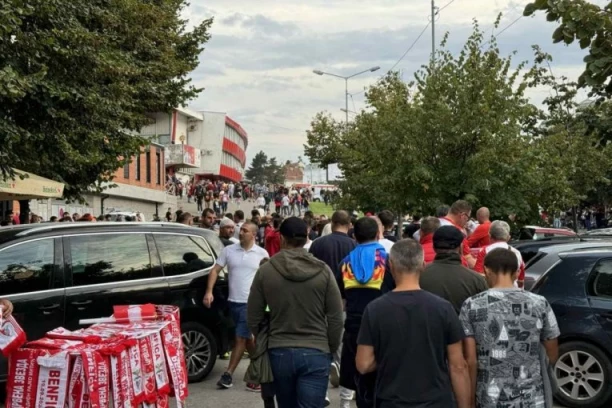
[554,341,612,408]
[181,321,218,383]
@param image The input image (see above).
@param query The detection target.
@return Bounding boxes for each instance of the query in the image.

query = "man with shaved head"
[468,207,492,249]
[203,220,269,391]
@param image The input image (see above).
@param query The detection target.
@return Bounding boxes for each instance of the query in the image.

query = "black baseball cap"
[279,217,308,239]
[433,226,464,250]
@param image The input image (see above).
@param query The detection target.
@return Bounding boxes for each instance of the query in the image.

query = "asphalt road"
[185,358,354,407]
[184,359,566,408]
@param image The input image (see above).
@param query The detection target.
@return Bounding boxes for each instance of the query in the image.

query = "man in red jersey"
[439,200,476,268]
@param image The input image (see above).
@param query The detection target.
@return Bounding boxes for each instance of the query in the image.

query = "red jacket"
[265,229,281,257]
[420,233,436,264]
[468,221,491,248]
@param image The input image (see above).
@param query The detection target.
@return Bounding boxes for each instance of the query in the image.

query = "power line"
[353,21,431,96]
[438,0,457,13]
[389,22,432,72]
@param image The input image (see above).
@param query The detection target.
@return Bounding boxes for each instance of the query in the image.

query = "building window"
[123,161,129,179]
[156,149,161,185]
[135,153,141,181]
[146,150,151,183]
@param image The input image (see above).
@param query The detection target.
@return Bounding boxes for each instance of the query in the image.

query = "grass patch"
[309,202,335,217]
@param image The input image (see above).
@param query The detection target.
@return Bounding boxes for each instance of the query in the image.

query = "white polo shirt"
[216,243,269,303]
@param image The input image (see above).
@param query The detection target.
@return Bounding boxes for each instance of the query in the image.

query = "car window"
[590,259,612,299]
[155,234,214,277]
[0,239,54,296]
[69,234,152,286]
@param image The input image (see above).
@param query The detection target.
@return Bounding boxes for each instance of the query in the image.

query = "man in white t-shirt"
[204,221,269,391]
[281,194,290,216]
[371,216,394,253]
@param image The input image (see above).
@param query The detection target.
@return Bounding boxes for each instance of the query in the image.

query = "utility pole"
[431,0,436,60]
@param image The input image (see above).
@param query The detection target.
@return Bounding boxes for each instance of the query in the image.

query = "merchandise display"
[5,304,188,408]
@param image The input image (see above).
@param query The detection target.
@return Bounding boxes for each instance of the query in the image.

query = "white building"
[138,108,248,184]
[303,163,343,184]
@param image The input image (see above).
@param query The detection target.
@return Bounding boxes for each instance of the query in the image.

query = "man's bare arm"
[448,341,471,408]
[203,264,224,308]
[355,345,376,374]
[543,338,559,364]
[463,337,477,407]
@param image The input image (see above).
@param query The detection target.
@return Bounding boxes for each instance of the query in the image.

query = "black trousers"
[339,330,376,408]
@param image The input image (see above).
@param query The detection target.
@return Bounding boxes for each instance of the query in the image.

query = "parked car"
[530,247,612,407]
[512,236,580,264]
[516,225,577,241]
[0,222,234,383]
[524,242,612,290]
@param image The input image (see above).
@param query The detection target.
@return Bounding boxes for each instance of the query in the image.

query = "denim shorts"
[228,301,252,339]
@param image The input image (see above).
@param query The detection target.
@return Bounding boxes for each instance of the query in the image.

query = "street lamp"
[313,66,380,124]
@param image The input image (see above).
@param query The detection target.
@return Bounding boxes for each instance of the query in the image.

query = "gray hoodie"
[247,248,344,353]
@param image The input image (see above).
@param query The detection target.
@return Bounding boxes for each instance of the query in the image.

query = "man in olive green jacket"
[248,217,343,408]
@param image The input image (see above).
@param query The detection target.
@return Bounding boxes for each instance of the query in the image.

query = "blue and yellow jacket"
[338,242,395,333]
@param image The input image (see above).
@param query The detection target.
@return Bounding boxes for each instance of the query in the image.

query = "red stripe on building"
[225,116,248,146]
[222,138,246,167]
[219,165,242,183]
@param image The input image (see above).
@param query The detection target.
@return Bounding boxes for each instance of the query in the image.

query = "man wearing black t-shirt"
[356,239,471,408]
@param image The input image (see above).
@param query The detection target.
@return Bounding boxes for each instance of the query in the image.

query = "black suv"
[531,248,612,408]
[0,222,234,382]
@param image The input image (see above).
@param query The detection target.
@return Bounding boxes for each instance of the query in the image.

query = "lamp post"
[313,66,380,124]
[313,66,380,182]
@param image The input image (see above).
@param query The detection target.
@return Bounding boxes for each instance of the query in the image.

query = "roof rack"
[15,222,189,237]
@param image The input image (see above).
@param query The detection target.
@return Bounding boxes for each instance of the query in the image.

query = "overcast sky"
[184,0,602,165]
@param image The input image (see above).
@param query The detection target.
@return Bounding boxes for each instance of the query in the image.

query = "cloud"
[184,0,595,164]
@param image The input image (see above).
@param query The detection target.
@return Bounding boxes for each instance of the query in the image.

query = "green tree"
[319,21,544,221]
[303,112,346,181]
[245,151,269,184]
[524,0,612,97]
[266,158,285,185]
[525,52,611,220]
[245,151,285,185]
[0,0,213,203]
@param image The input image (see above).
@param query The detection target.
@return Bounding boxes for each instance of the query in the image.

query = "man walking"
[233,210,245,239]
[439,200,476,268]
[203,222,269,390]
[460,248,560,408]
[248,217,343,408]
[474,220,526,288]
[218,218,239,246]
[200,208,216,230]
[308,210,356,403]
[356,239,472,408]
[468,207,492,248]
[420,226,488,314]
[338,217,394,408]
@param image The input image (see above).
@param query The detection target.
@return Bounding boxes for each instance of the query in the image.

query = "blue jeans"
[228,301,251,339]
[268,348,331,408]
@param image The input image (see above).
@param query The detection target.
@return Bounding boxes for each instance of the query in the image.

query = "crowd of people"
[167,177,315,217]
[194,199,558,408]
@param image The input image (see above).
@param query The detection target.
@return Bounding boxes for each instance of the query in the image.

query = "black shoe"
[217,372,233,389]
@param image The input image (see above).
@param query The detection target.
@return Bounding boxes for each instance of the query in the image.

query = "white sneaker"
[329,362,340,388]
[340,399,351,408]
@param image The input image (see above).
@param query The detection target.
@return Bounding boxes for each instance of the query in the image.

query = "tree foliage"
[303,112,345,168]
[524,0,612,98]
[0,0,213,200]
[304,19,612,222]
[245,151,285,185]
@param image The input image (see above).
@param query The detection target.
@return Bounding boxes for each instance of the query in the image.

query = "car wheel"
[181,321,218,383]
[554,341,612,408]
